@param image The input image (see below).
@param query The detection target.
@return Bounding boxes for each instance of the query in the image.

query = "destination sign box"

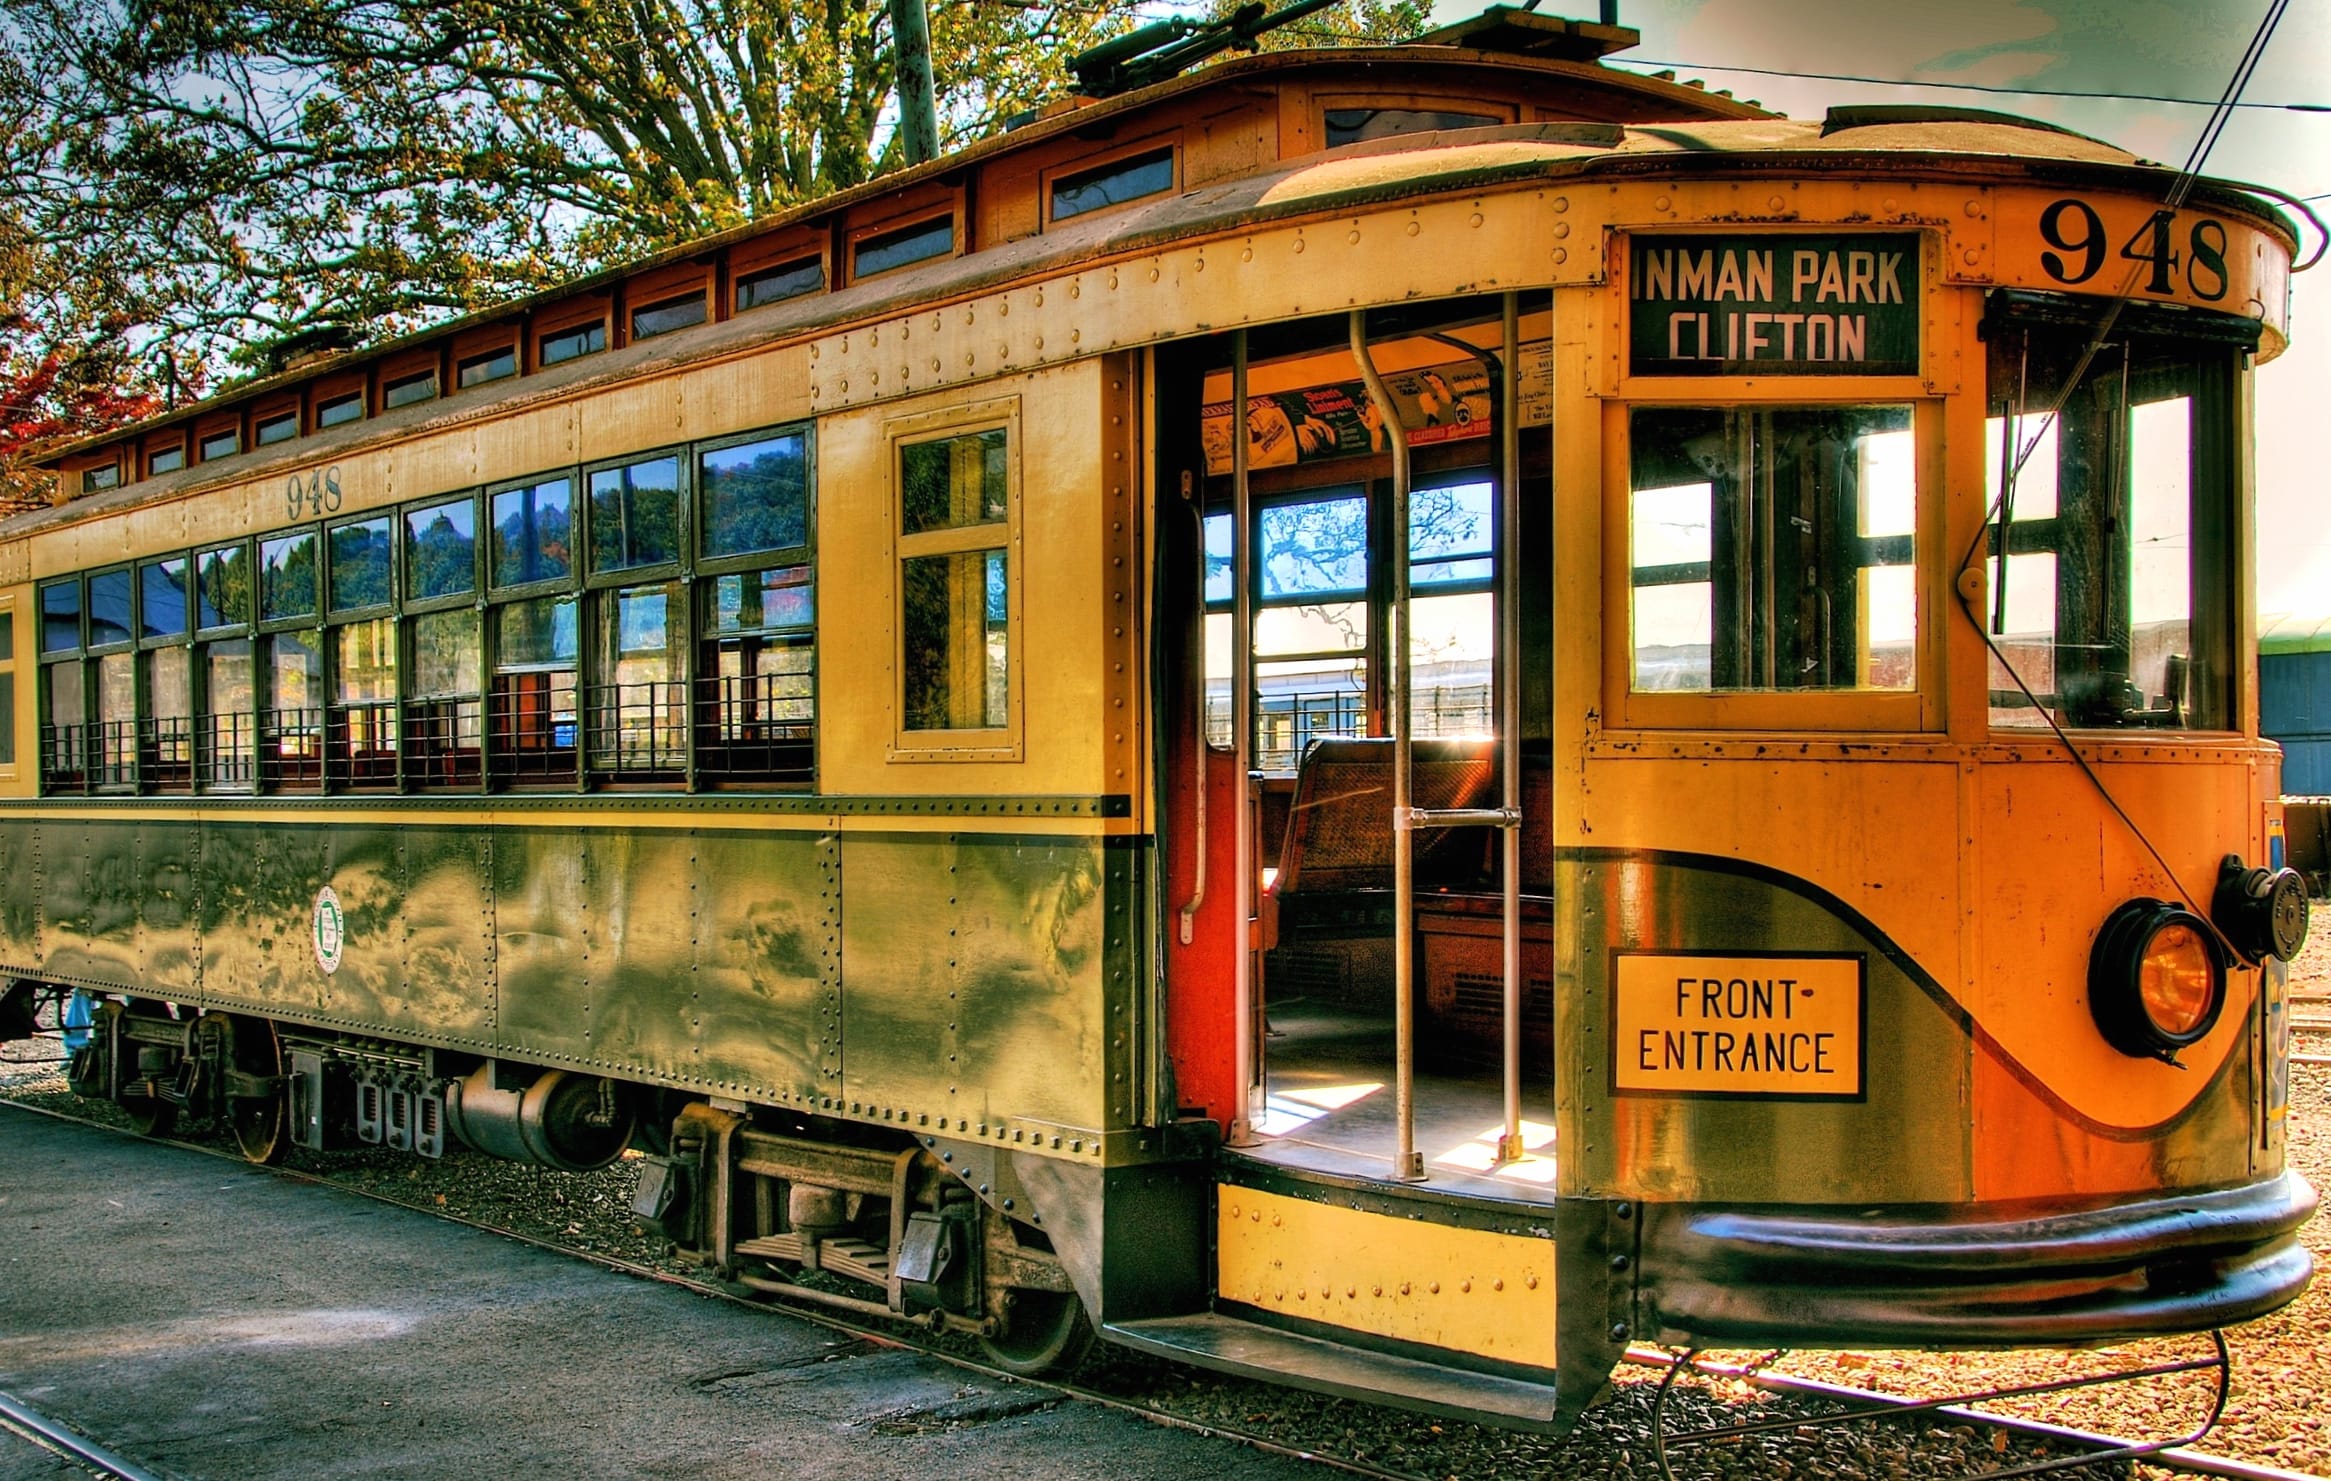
[1629,233,1920,377]
[1612,952,1865,1098]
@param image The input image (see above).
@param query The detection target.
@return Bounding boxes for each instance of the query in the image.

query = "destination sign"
[1612,952,1865,1098]
[1629,233,1920,377]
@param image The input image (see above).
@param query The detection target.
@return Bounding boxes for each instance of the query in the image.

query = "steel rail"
[0,1388,168,1481]
[2,1094,2320,1481]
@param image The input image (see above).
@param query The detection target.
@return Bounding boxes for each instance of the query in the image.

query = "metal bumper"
[1637,1170,2318,1348]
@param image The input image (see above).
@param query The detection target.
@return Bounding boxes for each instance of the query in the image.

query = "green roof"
[2260,611,2331,656]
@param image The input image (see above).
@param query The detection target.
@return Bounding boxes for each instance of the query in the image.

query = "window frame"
[1602,391,1943,734]
[582,445,688,588]
[1042,137,1181,228]
[401,490,484,615]
[694,423,815,579]
[886,398,1022,762]
[0,592,20,783]
[485,470,582,599]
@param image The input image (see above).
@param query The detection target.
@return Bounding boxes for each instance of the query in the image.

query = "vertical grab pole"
[1351,310,1425,1182]
[1229,331,1259,1146]
[1497,293,1527,1164]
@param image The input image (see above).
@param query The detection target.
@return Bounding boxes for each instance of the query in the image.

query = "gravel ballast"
[6,938,2327,1480]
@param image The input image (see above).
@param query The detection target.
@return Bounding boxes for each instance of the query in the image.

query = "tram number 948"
[2038,197,2230,302]
[286,466,344,519]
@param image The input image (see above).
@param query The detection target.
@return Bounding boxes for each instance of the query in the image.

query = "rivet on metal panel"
[1228,1202,1240,1218]
[1400,1281,1411,1295]
[1965,198,1983,217]
[1655,195,1672,212]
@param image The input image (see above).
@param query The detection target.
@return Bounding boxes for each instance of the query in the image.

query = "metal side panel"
[376,823,494,1045]
[136,818,199,996]
[44,817,138,990]
[679,826,837,1104]
[0,817,39,970]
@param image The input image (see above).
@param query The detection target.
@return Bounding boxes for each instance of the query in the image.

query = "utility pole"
[891,0,940,166]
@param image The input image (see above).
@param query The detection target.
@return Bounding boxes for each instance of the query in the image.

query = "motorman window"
[1980,294,2243,732]
[1627,405,1917,695]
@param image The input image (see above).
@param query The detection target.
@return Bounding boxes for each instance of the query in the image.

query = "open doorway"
[1155,297,1560,1200]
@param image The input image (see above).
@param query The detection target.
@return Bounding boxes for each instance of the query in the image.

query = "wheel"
[222,1015,290,1165]
[117,1000,181,1138]
[977,1288,1095,1377]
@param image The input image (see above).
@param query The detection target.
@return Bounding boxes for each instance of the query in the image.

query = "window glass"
[333,618,398,782]
[0,609,12,659]
[735,257,823,312]
[384,370,438,409]
[405,496,477,600]
[329,516,393,611]
[1411,480,1493,587]
[1203,512,1234,605]
[200,428,240,461]
[854,216,954,278]
[1260,494,1369,598]
[413,611,481,698]
[269,632,322,714]
[260,530,319,621]
[588,456,680,572]
[39,581,79,653]
[492,596,580,777]
[902,550,1008,731]
[197,543,251,629]
[459,346,516,388]
[85,464,121,492]
[203,638,256,790]
[86,570,132,648]
[146,645,192,785]
[94,651,135,784]
[707,566,813,635]
[902,428,1007,535]
[630,293,707,339]
[0,671,13,767]
[1627,405,1917,694]
[264,631,324,784]
[699,433,807,559]
[255,412,298,446]
[491,477,574,587]
[1052,147,1174,221]
[148,444,185,476]
[1323,107,1499,147]
[498,596,579,670]
[317,393,363,429]
[141,558,188,640]
[540,322,606,366]
[1981,315,2236,730]
[594,582,686,770]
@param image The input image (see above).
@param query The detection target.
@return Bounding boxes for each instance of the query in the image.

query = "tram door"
[1159,299,1554,1185]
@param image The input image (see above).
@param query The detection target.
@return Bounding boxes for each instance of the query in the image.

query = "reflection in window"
[1981,309,2237,731]
[899,425,1011,735]
[699,433,807,559]
[40,580,80,654]
[735,257,823,312]
[589,456,680,572]
[492,477,573,587]
[630,294,706,339]
[854,216,954,278]
[384,370,438,409]
[406,496,477,600]
[1051,147,1174,221]
[329,517,393,611]
[197,544,251,629]
[1628,405,1917,694]
[459,346,516,388]
[203,639,255,790]
[141,559,188,640]
[260,531,319,622]
[541,321,606,366]
[256,412,298,446]
[700,566,815,784]
[593,582,685,775]
[142,645,191,789]
[408,609,482,787]
[200,428,240,462]
[491,596,578,784]
[332,618,398,786]
[41,660,85,788]
[1324,107,1499,147]
[264,632,324,788]
[87,569,133,648]
[148,444,186,476]
[94,652,135,785]
[317,392,364,429]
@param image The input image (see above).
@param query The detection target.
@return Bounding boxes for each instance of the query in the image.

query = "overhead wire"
[1610,58,2326,113]
[1953,0,2292,961]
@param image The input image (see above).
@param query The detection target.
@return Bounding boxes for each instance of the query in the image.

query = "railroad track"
[0,1387,164,1481]
[3,1090,2323,1481]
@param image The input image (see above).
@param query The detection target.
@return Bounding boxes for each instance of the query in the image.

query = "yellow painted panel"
[674,347,814,444]
[1215,1187,1556,1369]
[1614,954,1863,1096]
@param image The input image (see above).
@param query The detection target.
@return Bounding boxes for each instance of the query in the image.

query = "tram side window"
[38,579,84,790]
[332,618,398,788]
[0,605,15,771]
[898,425,1012,736]
[141,558,193,791]
[1252,492,1370,772]
[590,581,686,780]
[196,543,255,791]
[491,596,579,784]
[1981,309,2238,731]
[87,568,134,789]
[697,429,813,785]
[263,630,324,790]
[403,495,481,787]
[1628,406,1916,694]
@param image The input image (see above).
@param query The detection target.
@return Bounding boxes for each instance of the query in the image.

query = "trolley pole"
[890,0,940,167]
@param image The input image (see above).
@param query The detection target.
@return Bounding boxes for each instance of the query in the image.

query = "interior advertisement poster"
[1200,341,1552,477]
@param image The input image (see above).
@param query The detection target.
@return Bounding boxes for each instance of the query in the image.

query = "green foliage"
[1,0,1132,393]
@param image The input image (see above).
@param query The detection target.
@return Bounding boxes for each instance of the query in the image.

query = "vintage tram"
[0,5,2314,1429]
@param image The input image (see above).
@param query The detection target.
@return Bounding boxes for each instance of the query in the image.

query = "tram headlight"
[2088,898,2227,1063]
[2211,854,2311,965]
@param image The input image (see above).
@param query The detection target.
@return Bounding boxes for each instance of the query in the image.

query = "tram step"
[1103,1312,1560,1431]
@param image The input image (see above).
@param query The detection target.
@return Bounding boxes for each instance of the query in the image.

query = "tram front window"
[1981,304,2239,731]
[1628,405,1916,693]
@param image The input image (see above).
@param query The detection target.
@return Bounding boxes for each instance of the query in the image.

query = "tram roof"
[23,37,2302,524]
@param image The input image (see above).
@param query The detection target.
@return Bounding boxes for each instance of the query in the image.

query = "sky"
[1421,0,2330,617]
